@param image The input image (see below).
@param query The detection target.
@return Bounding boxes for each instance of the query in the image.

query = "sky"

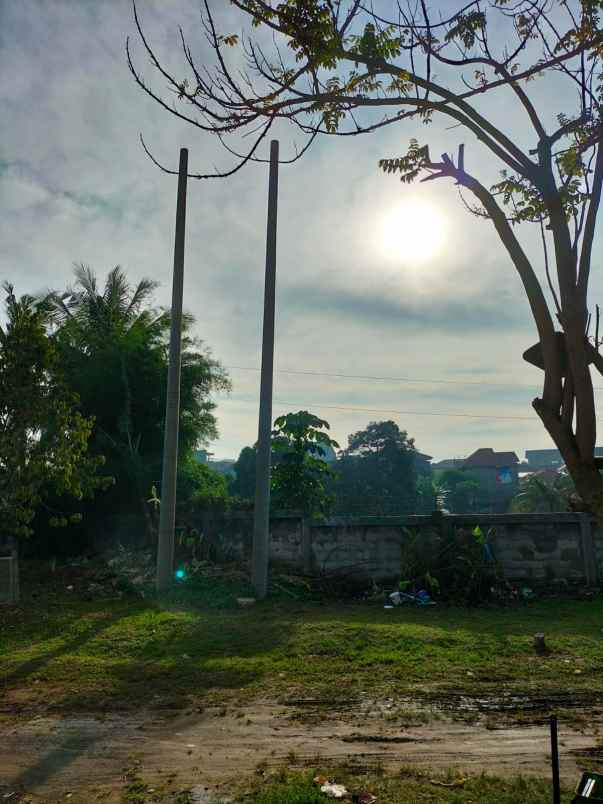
[1,0,601,463]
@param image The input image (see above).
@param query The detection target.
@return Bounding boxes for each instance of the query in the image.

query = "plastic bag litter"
[313,775,348,799]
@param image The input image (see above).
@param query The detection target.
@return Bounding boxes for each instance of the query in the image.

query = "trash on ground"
[314,775,348,799]
[353,792,377,803]
[389,590,436,607]
[571,770,603,802]
[236,597,256,608]
[429,778,467,788]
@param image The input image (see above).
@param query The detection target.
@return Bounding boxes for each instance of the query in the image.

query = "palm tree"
[49,265,228,546]
[49,265,171,542]
[50,263,169,345]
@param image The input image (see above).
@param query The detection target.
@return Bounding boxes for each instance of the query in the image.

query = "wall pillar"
[301,517,313,574]
[579,514,598,586]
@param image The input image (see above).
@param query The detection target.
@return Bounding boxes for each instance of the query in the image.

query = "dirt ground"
[2,696,602,803]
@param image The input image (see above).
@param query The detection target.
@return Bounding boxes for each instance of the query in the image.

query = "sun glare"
[379,199,447,264]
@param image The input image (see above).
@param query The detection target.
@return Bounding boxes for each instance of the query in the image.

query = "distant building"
[194,449,213,464]
[461,448,520,513]
[524,447,603,473]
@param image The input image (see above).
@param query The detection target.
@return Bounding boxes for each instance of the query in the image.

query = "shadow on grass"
[1,605,130,688]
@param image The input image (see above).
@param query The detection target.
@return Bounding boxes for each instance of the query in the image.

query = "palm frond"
[125,277,159,319]
[73,263,98,297]
[103,266,130,316]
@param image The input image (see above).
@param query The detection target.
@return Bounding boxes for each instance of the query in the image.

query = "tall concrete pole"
[156,147,189,592]
[252,140,279,599]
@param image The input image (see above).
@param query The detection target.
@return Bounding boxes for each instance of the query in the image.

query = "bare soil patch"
[1,695,602,802]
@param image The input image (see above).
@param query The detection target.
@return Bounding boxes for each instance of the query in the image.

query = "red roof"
[463,448,519,468]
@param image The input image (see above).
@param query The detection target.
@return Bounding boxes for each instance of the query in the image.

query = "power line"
[221,395,536,421]
[273,400,534,421]
[228,364,603,392]
[228,364,530,387]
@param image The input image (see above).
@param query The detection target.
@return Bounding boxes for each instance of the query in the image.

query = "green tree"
[177,457,229,508]
[510,472,575,512]
[270,410,339,519]
[230,445,257,500]
[50,265,230,544]
[433,469,480,514]
[0,284,107,540]
[337,420,417,514]
[130,1,603,520]
[415,474,436,514]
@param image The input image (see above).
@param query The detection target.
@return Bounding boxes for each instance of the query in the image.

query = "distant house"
[523,446,603,473]
[461,448,520,513]
[194,449,213,464]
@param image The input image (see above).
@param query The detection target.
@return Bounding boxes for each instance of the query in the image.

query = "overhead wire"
[227,364,603,391]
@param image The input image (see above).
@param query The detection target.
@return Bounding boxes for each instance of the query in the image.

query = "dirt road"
[1,697,602,802]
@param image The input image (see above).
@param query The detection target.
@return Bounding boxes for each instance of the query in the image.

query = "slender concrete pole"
[156,147,189,592]
[252,140,279,599]
[550,714,561,804]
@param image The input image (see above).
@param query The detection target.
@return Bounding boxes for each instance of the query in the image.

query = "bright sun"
[379,199,447,264]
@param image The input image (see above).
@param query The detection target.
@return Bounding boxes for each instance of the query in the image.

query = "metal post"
[156,148,189,592]
[252,140,279,599]
[550,714,561,804]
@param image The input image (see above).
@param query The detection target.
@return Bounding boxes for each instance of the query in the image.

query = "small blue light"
[175,569,186,580]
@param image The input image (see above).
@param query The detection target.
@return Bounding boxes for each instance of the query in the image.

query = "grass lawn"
[1,573,602,715]
[239,767,575,804]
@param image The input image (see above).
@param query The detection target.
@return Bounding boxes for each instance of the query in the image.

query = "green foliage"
[230,445,257,500]
[510,472,575,513]
[50,265,230,543]
[0,284,109,539]
[379,139,431,183]
[177,457,229,507]
[245,0,341,68]
[398,524,502,604]
[336,421,417,514]
[348,22,404,63]
[444,11,486,48]
[434,469,481,513]
[270,410,339,519]
[415,474,436,513]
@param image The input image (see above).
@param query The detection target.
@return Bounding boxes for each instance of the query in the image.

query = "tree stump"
[534,633,547,654]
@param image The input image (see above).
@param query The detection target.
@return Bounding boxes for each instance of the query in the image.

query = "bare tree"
[128,0,603,518]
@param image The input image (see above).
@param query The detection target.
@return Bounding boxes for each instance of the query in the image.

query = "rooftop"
[463,448,519,468]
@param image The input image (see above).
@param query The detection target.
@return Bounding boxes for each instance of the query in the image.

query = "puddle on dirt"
[282,690,601,730]
[342,735,420,744]
[431,691,596,715]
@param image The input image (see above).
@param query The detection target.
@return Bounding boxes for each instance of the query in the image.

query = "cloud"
[1,0,592,463]
[279,279,528,334]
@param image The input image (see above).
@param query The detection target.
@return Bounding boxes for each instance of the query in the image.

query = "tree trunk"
[535,398,603,520]
[140,494,156,548]
[564,461,603,521]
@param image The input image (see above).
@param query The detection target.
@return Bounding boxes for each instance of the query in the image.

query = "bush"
[399,524,503,604]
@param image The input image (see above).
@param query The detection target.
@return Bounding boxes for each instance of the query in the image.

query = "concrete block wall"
[193,511,602,585]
